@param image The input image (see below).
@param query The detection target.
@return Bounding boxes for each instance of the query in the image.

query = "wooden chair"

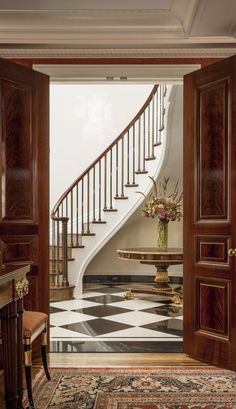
[23,311,51,408]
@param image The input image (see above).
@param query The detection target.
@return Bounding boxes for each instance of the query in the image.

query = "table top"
[0,264,30,284]
[117,247,183,264]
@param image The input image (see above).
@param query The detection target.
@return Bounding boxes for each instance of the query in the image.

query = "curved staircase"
[50,84,171,301]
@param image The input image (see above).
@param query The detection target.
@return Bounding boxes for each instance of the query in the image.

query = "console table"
[117,247,183,304]
[0,264,30,409]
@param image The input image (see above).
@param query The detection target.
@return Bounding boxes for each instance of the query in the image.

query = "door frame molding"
[33,63,200,83]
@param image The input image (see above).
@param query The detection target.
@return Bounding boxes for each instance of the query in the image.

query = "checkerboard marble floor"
[50,284,183,352]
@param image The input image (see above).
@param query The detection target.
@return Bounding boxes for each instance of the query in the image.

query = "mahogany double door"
[0,57,49,316]
[1,55,236,371]
[184,55,236,370]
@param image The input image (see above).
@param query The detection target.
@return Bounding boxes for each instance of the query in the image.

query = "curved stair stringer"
[69,84,175,298]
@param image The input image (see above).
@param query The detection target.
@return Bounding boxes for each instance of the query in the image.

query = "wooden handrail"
[51,85,158,218]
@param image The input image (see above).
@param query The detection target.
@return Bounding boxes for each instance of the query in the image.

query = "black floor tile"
[90,287,126,294]
[50,306,66,313]
[61,318,132,336]
[142,318,183,336]
[73,305,132,317]
[50,340,183,353]
[84,294,124,304]
[143,305,183,318]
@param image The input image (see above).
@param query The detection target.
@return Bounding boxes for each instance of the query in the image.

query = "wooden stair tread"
[50,257,75,261]
[125,183,139,187]
[145,156,156,161]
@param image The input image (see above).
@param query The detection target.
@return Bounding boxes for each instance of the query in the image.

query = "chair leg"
[41,329,51,380]
[24,344,35,409]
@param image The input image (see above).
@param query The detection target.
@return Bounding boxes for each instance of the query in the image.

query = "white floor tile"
[104,311,167,326]
[50,326,90,338]
[108,299,163,310]
[50,311,95,326]
[50,299,99,310]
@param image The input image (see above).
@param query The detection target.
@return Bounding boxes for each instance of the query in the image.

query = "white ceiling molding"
[0,0,172,11]
[0,10,185,44]
[0,0,235,52]
[189,0,236,37]
[1,47,235,59]
[33,64,201,83]
[171,0,200,35]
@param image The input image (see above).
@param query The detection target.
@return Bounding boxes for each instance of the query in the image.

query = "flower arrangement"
[141,176,183,224]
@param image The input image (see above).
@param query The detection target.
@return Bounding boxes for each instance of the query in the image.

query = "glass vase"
[157,220,168,251]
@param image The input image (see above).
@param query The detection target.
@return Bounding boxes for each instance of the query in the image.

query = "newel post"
[61,217,69,287]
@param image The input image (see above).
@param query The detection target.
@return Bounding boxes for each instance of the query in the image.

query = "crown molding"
[0,47,235,59]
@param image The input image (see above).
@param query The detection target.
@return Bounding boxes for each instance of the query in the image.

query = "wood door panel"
[0,235,38,264]
[193,335,230,367]
[184,55,236,369]
[1,79,36,222]
[196,279,229,337]
[0,57,49,325]
[195,235,229,266]
[197,79,229,221]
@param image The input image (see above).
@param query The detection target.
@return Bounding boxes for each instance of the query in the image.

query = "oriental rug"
[30,367,236,409]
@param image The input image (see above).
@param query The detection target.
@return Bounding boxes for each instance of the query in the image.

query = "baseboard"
[83,274,183,285]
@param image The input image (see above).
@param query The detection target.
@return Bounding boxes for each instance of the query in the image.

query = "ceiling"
[0,0,235,58]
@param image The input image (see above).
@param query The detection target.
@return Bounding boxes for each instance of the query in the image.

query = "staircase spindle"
[87,172,90,233]
[104,154,107,210]
[81,177,84,234]
[115,143,119,198]
[158,85,164,142]
[126,130,130,185]
[98,160,101,221]
[93,166,96,222]
[158,86,161,142]
[60,203,63,218]
[132,124,136,185]
[121,137,124,197]
[76,183,79,245]
[148,104,151,158]
[152,97,155,157]
[110,150,113,209]
[56,218,60,287]
[66,195,68,218]
[61,217,69,287]
[142,112,146,172]
[137,118,141,172]
[70,189,73,246]
[156,89,159,145]
[161,84,165,131]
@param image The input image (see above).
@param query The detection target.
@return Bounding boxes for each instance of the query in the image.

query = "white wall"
[50,84,153,210]
[85,85,183,277]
